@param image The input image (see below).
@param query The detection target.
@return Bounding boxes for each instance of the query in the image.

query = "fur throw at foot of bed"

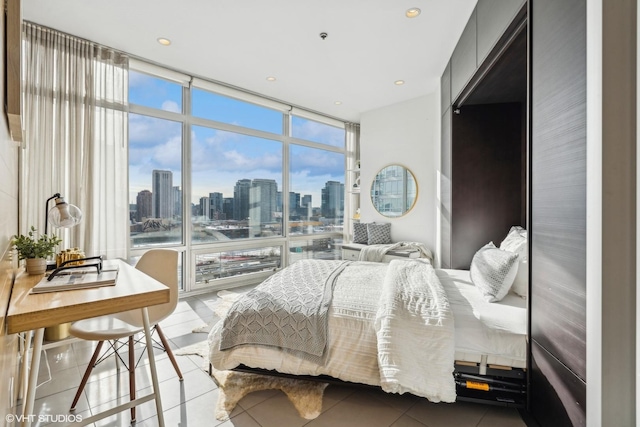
[211,368,328,421]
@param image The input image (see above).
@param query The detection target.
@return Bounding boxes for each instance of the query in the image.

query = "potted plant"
[12,226,62,275]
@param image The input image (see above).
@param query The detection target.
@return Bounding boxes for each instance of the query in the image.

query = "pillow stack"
[352,222,392,245]
[470,226,528,302]
[470,242,519,303]
[499,226,528,298]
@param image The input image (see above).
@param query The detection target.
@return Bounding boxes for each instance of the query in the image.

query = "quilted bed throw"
[375,259,456,403]
[220,259,349,363]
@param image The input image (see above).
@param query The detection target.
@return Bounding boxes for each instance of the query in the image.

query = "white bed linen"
[208,264,527,388]
[209,261,385,386]
[437,269,527,368]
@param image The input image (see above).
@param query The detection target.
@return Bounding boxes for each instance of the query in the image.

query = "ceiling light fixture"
[406,8,421,18]
[395,80,405,85]
[266,76,276,82]
[334,101,342,105]
[157,37,171,46]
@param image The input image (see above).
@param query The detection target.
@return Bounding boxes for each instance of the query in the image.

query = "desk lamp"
[44,193,83,235]
[44,193,83,271]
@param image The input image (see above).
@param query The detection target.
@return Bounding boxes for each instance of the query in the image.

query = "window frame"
[128,63,349,294]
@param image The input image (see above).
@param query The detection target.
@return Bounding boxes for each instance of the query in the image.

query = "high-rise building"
[301,194,312,218]
[233,179,252,220]
[250,179,278,224]
[199,196,210,220]
[209,192,224,220]
[172,186,182,217]
[136,190,153,222]
[152,170,173,219]
[289,192,300,212]
[321,180,344,219]
[223,197,234,220]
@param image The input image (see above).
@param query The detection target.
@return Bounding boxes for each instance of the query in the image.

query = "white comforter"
[209,259,456,402]
[375,259,455,402]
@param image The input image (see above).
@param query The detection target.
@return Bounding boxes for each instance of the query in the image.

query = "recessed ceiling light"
[334,101,342,105]
[157,37,171,46]
[395,80,405,85]
[406,8,421,18]
[266,76,277,82]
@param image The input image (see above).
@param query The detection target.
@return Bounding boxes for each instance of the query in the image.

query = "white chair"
[69,249,183,422]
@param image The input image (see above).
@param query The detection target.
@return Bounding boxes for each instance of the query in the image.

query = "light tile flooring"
[21,289,529,427]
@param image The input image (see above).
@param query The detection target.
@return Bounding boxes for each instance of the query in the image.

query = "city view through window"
[127,70,348,290]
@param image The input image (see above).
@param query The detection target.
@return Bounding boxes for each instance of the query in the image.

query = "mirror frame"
[370,164,418,217]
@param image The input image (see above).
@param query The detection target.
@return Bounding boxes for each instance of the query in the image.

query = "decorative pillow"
[367,223,391,245]
[499,226,528,298]
[353,222,369,244]
[470,242,519,303]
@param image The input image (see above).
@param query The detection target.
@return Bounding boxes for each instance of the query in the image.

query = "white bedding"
[208,263,527,395]
[437,269,527,368]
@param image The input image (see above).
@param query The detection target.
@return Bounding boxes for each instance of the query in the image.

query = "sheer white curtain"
[344,122,360,241]
[21,23,129,259]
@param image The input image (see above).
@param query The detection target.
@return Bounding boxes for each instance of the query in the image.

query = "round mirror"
[370,164,417,217]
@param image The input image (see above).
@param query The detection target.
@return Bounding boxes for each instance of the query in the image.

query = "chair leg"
[128,335,136,422]
[155,324,183,381]
[71,341,104,411]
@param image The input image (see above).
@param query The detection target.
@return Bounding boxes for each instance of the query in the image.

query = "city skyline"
[132,170,344,223]
[128,71,346,210]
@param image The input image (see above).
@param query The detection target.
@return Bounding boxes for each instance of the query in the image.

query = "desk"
[7,259,169,427]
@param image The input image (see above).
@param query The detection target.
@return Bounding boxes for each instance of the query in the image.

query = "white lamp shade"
[48,197,82,229]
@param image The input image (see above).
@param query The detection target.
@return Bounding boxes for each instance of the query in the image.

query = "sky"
[128,71,345,208]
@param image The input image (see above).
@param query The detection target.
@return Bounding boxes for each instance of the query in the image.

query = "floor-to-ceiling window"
[128,61,348,293]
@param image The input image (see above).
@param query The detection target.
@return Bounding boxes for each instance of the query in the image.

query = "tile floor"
[20,289,530,427]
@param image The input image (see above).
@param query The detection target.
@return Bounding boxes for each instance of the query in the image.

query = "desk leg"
[22,328,44,427]
[19,331,32,403]
[141,307,165,427]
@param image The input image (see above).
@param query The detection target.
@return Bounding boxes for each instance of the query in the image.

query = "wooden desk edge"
[6,260,170,334]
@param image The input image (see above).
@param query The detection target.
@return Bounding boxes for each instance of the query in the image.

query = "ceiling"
[22,0,477,123]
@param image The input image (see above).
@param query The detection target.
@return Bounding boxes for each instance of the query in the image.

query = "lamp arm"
[44,193,61,235]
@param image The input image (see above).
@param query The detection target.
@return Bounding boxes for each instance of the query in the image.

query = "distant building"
[136,190,152,222]
[172,186,182,217]
[321,180,344,219]
[233,179,252,220]
[289,191,300,216]
[301,194,312,218]
[223,197,234,220]
[209,192,224,220]
[152,170,173,219]
[199,196,210,220]
[250,179,278,224]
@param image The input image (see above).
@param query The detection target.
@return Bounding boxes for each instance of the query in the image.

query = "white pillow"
[470,242,519,303]
[499,226,528,298]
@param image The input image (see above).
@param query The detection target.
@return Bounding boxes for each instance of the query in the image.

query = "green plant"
[12,226,62,260]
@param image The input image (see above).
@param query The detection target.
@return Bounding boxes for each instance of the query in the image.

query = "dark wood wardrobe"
[440,0,587,425]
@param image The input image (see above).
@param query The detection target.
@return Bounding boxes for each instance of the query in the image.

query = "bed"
[208,257,527,406]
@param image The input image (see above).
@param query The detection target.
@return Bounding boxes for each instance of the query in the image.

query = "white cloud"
[161,100,181,113]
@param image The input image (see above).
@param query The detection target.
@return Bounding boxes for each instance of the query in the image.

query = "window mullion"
[183,81,193,292]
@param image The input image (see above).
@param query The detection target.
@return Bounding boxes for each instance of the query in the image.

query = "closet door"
[530,0,586,425]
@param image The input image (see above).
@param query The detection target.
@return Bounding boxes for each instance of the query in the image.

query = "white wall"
[359,93,439,259]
